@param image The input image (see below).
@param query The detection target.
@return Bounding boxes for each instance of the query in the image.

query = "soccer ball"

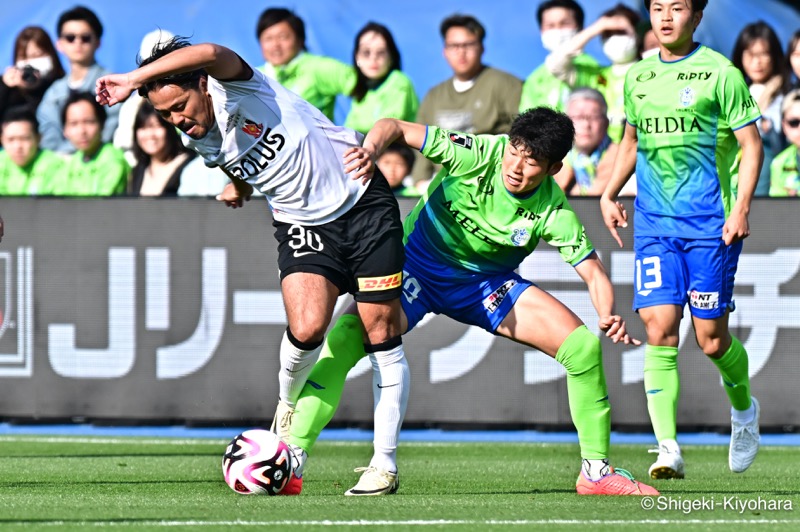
[222,429,293,495]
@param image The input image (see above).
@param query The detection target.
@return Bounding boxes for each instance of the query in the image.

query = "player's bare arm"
[574,253,640,345]
[344,119,427,183]
[96,43,250,107]
[723,123,763,245]
[600,122,637,248]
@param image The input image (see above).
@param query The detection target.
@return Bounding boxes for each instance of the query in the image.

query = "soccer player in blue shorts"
[600,0,764,479]
[282,107,659,496]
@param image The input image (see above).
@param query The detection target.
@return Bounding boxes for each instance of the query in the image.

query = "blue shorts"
[632,235,742,319]
[400,259,533,333]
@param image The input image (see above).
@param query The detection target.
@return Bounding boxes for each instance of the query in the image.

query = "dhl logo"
[358,272,402,291]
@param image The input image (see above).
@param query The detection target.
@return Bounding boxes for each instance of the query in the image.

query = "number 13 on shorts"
[636,256,662,296]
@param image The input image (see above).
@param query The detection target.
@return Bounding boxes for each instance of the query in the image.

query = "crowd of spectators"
[0,2,799,198]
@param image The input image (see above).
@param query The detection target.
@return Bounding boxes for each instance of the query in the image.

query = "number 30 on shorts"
[288,225,324,253]
[636,256,662,294]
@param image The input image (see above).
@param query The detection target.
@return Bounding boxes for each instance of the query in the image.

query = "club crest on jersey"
[679,87,695,107]
[510,227,530,247]
[448,132,473,149]
[242,119,264,139]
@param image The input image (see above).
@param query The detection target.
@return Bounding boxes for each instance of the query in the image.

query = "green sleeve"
[717,64,760,129]
[312,56,357,97]
[420,125,498,177]
[541,194,594,266]
[622,68,637,127]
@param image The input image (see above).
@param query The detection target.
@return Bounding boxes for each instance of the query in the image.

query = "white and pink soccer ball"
[222,429,293,495]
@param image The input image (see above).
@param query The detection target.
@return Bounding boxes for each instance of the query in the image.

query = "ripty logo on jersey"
[358,272,402,292]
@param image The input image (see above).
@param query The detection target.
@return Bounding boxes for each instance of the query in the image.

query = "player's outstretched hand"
[599,315,641,345]
[600,196,628,248]
[95,74,135,107]
[343,147,376,185]
[216,181,252,209]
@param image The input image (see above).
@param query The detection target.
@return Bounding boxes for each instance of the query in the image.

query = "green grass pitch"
[0,435,797,531]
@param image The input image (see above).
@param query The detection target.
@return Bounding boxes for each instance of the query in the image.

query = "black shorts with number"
[274,170,405,302]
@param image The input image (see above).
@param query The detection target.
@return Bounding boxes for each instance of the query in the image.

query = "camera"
[20,65,39,84]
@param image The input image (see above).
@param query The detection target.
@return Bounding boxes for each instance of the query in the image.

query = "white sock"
[582,458,611,481]
[732,403,756,424]
[278,330,323,407]
[368,344,410,473]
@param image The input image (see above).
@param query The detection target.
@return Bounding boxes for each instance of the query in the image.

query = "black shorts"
[273,171,405,302]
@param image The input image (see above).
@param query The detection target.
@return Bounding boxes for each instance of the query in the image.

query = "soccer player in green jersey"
[279,107,659,497]
[600,0,764,480]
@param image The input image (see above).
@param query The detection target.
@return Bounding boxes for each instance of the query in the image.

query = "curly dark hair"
[137,36,206,98]
[509,107,574,167]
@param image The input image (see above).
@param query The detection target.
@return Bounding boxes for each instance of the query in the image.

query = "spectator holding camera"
[0,26,64,121]
[37,6,119,154]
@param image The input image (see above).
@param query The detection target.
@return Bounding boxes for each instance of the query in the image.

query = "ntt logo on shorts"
[358,272,402,291]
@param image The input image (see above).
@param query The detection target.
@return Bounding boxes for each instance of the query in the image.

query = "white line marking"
[3,519,797,527]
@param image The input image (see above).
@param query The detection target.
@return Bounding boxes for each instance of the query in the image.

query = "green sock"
[555,325,610,460]
[643,344,679,442]
[288,314,366,454]
[711,336,751,411]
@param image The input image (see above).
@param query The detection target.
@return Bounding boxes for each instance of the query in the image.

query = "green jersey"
[345,70,418,134]
[403,126,593,281]
[623,45,761,238]
[769,144,799,196]
[519,53,599,112]
[55,143,130,196]
[258,53,356,121]
[0,148,65,195]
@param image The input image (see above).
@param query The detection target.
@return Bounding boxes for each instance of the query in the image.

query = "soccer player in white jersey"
[96,37,410,496]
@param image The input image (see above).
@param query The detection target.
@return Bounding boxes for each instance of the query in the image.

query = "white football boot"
[648,439,685,479]
[269,400,294,442]
[729,397,760,473]
[344,466,399,496]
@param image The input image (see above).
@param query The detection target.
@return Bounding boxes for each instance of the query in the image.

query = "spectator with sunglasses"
[769,89,800,196]
[36,5,119,154]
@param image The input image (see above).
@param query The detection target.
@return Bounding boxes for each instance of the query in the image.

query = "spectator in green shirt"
[0,108,64,195]
[55,91,129,196]
[345,22,418,135]
[256,7,355,121]
[520,0,598,113]
[770,89,800,196]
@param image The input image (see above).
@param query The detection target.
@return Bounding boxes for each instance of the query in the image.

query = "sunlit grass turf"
[0,436,797,531]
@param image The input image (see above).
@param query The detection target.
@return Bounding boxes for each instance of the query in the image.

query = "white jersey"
[183,68,367,225]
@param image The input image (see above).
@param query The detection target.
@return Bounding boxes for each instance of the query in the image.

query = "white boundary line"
[3,519,797,527]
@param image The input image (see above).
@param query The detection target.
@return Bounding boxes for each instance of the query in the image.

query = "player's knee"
[287,322,327,346]
[697,334,729,359]
[327,315,366,366]
[557,326,601,375]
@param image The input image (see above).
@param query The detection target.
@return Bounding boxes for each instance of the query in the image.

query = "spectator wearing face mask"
[520,0,598,112]
[0,26,65,121]
[546,3,642,143]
